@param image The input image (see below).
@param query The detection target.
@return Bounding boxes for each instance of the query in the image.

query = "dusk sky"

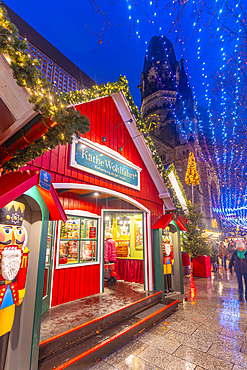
[3,0,215,109]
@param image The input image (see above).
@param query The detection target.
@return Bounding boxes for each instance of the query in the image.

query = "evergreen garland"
[0,3,90,173]
[0,3,185,214]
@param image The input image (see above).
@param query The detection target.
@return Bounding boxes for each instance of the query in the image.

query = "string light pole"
[185,151,200,205]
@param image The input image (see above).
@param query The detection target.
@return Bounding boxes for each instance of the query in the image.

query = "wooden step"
[38,295,179,370]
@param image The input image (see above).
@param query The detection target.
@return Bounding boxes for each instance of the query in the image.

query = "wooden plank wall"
[24,96,164,306]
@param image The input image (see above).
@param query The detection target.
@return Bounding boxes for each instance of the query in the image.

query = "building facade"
[140,35,219,228]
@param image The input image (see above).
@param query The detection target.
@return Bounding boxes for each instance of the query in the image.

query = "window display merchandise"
[104,212,143,260]
[58,216,98,265]
[0,201,29,370]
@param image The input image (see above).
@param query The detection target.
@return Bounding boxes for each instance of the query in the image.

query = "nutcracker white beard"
[1,248,22,281]
[165,243,171,256]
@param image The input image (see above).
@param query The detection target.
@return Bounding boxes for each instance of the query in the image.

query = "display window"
[58,216,98,266]
[104,212,144,259]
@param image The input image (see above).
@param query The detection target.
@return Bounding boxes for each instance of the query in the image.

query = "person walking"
[104,233,117,284]
[229,239,247,302]
[227,239,236,258]
[212,242,219,272]
[219,241,227,269]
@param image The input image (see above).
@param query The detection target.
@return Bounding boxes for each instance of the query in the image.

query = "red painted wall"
[24,95,164,306]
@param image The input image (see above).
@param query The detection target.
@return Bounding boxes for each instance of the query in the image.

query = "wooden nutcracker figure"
[162,228,174,294]
[0,201,29,370]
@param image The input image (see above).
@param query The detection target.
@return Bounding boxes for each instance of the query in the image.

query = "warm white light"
[168,171,187,211]
[94,192,99,196]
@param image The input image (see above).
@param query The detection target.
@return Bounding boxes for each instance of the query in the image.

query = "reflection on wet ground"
[88,266,247,370]
[40,281,149,342]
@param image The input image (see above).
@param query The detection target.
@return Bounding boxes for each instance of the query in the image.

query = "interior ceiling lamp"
[118,132,149,152]
[101,119,133,143]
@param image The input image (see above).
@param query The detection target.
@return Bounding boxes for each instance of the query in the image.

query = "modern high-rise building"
[2,3,95,93]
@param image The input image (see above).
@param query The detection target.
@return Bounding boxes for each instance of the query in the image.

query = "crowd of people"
[212,238,247,302]
[211,239,237,270]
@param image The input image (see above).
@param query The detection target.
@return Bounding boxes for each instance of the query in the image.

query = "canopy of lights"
[124,0,247,230]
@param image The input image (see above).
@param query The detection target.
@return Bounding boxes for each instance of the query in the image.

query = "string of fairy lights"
[1,0,246,228]
[124,0,247,229]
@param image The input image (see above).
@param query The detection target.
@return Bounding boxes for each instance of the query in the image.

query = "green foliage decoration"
[0,3,90,173]
[181,201,212,258]
[0,3,185,214]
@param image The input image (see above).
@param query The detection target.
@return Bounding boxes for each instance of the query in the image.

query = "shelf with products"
[104,212,144,259]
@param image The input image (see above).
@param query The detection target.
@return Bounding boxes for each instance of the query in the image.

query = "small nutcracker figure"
[0,201,29,370]
[162,228,174,294]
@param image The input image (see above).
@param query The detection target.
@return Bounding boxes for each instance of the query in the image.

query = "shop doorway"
[102,210,145,290]
[42,221,56,315]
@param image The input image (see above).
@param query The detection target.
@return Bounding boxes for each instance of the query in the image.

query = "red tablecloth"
[193,255,211,278]
[116,258,144,284]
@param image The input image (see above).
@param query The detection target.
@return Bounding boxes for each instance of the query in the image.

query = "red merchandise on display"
[193,255,211,278]
[89,227,96,238]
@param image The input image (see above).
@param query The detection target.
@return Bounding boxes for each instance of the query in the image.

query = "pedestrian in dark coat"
[211,242,219,272]
[229,239,247,302]
[219,241,227,269]
[227,239,236,258]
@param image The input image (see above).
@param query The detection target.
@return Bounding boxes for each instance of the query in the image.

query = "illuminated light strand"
[124,0,246,228]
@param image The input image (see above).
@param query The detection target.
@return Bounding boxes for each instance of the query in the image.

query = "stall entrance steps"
[38,292,179,370]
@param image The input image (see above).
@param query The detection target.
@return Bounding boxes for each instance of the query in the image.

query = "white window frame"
[55,210,101,269]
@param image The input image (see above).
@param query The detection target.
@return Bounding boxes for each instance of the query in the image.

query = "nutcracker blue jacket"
[229,250,247,274]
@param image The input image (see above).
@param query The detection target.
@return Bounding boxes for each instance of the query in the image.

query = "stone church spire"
[140,36,218,229]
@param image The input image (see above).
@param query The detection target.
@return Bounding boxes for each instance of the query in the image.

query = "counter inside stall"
[104,212,144,284]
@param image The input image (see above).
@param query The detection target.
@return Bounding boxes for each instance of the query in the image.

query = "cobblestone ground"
[87,265,247,370]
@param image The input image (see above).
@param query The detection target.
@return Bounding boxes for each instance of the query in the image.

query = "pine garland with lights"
[185,151,200,186]
[0,3,186,214]
[0,3,90,173]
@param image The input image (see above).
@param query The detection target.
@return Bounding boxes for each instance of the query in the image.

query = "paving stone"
[135,331,181,353]
[137,345,196,370]
[173,344,233,370]
[116,354,164,370]
[192,328,243,351]
[208,343,247,368]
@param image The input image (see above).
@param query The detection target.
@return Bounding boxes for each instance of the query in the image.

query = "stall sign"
[89,227,97,238]
[70,139,141,190]
[39,170,51,191]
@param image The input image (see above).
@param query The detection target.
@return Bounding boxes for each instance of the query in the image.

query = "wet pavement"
[40,282,150,342]
[87,266,247,370]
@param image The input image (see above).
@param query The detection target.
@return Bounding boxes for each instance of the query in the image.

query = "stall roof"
[152,213,187,231]
[0,170,67,222]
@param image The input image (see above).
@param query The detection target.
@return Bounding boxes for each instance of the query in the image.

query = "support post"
[191,184,194,205]
[152,229,165,298]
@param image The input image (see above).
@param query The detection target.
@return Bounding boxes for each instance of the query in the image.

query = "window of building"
[58,216,98,266]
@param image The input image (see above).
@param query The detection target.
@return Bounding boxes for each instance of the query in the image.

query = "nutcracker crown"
[0,201,25,226]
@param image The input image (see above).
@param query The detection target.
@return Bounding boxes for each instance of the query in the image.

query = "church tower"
[140,35,218,228]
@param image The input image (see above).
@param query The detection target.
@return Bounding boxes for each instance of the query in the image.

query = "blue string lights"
[124,0,247,230]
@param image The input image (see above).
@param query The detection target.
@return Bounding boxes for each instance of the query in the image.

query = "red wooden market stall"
[22,92,184,310]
